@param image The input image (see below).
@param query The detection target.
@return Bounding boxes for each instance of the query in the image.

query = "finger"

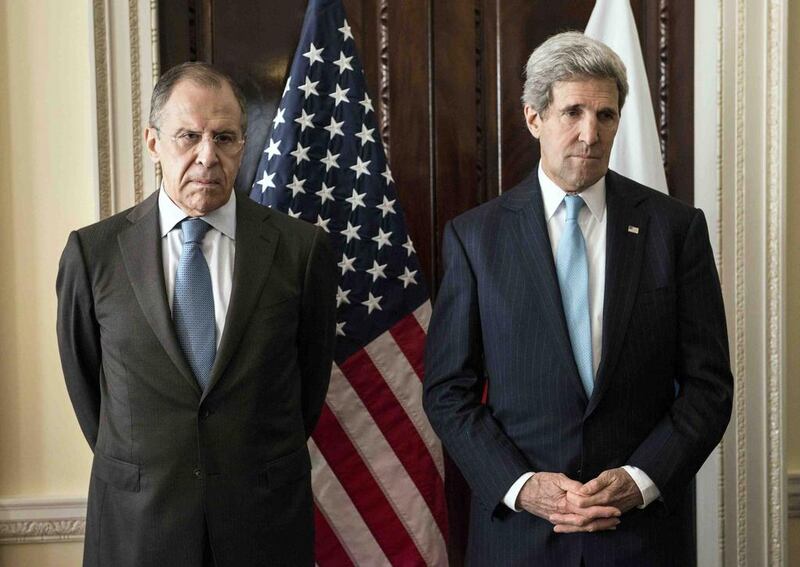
[553,474,585,493]
[567,489,615,509]
[553,517,620,534]
[580,473,614,496]
[550,505,620,525]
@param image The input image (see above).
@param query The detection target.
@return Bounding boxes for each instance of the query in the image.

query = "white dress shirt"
[159,188,236,349]
[502,164,660,512]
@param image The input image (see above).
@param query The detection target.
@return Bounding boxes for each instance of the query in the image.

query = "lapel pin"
[627,225,640,234]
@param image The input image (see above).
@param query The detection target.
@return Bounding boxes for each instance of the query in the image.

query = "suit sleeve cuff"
[622,465,661,508]
[503,472,535,511]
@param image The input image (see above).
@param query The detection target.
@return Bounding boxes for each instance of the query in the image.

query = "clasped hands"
[516,468,642,533]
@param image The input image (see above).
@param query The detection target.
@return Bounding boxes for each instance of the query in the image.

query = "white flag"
[585,0,668,193]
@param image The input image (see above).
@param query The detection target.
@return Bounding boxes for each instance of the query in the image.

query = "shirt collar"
[537,162,606,223]
[158,186,237,240]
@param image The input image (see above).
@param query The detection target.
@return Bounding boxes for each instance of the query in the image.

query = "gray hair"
[149,62,248,133]
[521,31,628,114]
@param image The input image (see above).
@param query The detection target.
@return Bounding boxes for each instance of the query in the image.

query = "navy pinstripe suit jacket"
[423,170,732,566]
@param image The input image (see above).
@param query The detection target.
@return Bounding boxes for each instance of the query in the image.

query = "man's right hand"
[517,473,621,532]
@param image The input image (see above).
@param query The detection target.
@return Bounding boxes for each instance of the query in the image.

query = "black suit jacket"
[56,191,337,567]
[423,170,733,566]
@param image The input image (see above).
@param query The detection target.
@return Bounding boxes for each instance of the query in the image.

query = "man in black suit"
[423,32,732,566]
[57,62,337,566]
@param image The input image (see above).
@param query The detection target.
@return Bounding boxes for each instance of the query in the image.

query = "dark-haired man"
[57,62,337,566]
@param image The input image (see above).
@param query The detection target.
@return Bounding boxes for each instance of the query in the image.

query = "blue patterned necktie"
[173,218,216,390]
[556,195,593,397]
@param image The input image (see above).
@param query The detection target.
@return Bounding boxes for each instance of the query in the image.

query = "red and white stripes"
[311,302,448,566]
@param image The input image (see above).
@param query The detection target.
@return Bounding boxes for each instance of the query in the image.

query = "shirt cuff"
[503,472,536,512]
[622,465,660,508]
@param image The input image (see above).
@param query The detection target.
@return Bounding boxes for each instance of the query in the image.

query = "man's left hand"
[549,468,643,533]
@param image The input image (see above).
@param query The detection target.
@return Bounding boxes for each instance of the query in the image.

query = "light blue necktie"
[173,218,216,390]
[556,195,594,397]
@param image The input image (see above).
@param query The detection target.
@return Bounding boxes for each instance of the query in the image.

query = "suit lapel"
[202,196,279,401]
[506,174,588,400]
[118,192,201,396]
[585,172,649,418]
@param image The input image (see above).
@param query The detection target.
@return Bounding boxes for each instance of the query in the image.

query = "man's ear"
[523,105,543,139]
[144,126,161,164]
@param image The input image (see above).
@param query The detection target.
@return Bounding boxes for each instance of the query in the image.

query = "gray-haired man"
[423,32,732,566]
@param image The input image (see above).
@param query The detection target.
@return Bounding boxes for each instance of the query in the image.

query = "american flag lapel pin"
[628,225,640,234]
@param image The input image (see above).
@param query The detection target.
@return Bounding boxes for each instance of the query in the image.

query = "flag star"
[381,165,394,184]
[403,236,416,256]
[302,42,325,66]
[315,215,331,233]
[272,107,286,128]
[287,175,307,197]
[362,292,383,314]
[294,109,316,131]
[324,117,345,139]
[338,253,356,275]
[320,150,340,171]
[372,228,393,249]
[336,287,351,307]
[355,124,375,146]
[339,20,354,41]
[376,195,396,217]
[283,77,292,96]
[359,93,374,113]
[336,321,346,336]
[340,221,361,242]
[333,51,354,74]
[366,260,388,282]
[330,83,350,107]
[298,76,320,98]
[290,141,311,163]
[255,170,276,192]
[263,138,281,160]
[316,182,335,204]
[398,266,418,288]
[345,189,367,209]
[350,157,371,178]
[287,207,302,219]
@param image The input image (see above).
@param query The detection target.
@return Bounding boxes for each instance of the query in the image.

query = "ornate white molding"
[90,0,160,218]
[698,0,789,565]
[0,498,86,544]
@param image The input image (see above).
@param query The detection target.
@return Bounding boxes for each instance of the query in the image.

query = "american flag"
[249,1,448,565]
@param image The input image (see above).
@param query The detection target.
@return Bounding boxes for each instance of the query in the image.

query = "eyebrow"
[560,103,618,116]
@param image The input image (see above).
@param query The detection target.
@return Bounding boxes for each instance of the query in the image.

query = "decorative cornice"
[93,0,113,219]
[378,0,390,159]
[657,0,669,172]
[765,0,787,565]
[129,0,144,204]
[733,0,747,564]
[0,498,86,544]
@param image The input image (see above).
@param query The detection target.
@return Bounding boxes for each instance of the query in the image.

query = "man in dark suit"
[56,62,337,566]
[423,32,732,566]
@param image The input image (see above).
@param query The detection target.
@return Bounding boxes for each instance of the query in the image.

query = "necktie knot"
[181,218,211,244]
[563,194,585,222]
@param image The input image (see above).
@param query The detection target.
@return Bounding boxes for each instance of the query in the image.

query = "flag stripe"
[309,438,388,566]
[312,405,427,566]
[412,301,432,332]
[388,311,428,381]
[363,329,445,478]
[314,505,355,567]
[326,364,447,566]
[339,353,449,542]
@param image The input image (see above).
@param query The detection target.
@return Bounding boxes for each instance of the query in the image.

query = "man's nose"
[195,136,220,167]
[578,116,600,146]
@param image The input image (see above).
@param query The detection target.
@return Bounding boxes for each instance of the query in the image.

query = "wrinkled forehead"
[161,80,243,130]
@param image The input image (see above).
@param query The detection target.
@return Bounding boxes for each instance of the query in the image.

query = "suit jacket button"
[193,468,202,479]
